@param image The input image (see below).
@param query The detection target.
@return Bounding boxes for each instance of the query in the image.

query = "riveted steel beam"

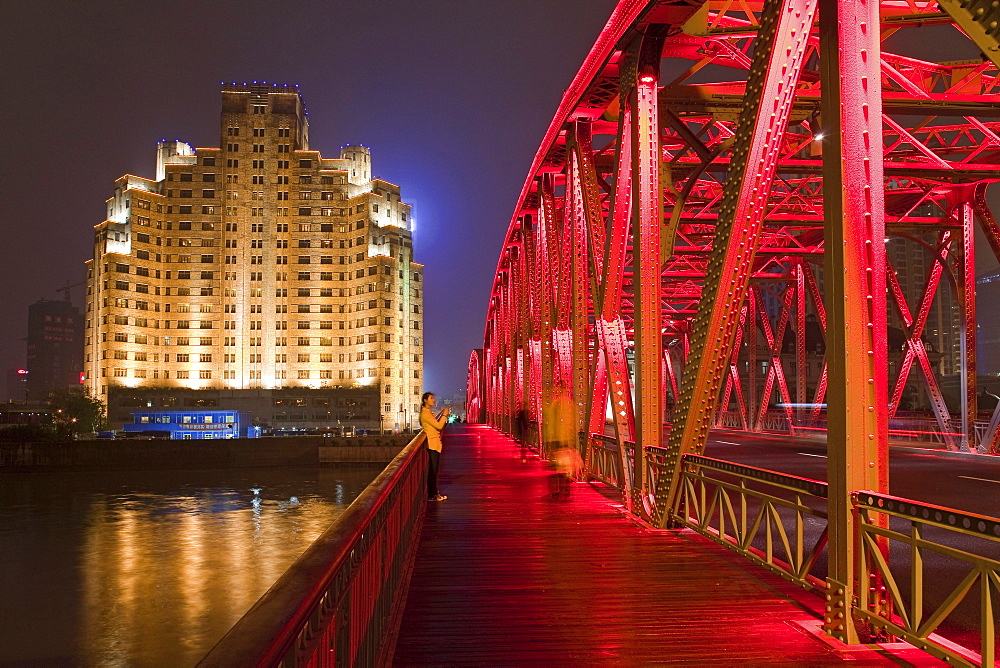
[795,262,808,425]
[601,104,638,498]
[973,185,1000,453]
[937,0,1000,69]
[630,28,666,516]
[957,202,978,452]
[820,0,890,644]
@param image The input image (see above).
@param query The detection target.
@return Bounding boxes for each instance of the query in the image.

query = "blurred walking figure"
[542,385,582,499]
[420,392,450,501]
[515,406,530,462]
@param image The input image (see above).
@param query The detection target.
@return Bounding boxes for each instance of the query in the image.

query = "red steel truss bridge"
[198,2,1000,665]
[465,0,1000,661]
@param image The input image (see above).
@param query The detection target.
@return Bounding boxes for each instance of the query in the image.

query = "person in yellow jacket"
[420,392,450,501]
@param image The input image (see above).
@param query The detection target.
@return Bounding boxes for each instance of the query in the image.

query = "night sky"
[0,0,618,400]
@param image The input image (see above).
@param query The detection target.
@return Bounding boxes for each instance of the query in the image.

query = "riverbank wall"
[0,435,411,472]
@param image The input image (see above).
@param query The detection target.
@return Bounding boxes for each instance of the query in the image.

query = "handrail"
[856,491,1000,537]
[853,491,1000,666]
[675,453,829,498]
[587,434,625,489]
[666,451,830,591]
[199,431,428,667]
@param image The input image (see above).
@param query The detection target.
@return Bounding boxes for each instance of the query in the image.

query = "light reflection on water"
[0,466,381,666]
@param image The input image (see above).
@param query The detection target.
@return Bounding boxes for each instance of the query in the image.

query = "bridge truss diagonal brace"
[602,104,638,468]
[819,0,890,645]
[937,0,1000,70]
[885,235,959,451]
[654,0,820,528]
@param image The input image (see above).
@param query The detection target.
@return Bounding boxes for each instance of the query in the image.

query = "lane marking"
[716,441,738,445]
[799,453,827,458]
[959,475,1000,485]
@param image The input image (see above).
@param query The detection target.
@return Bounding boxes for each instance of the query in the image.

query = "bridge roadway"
[391,425,933,665]
[704,432,1000,518]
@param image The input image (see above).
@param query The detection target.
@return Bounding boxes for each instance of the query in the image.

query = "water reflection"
[0,467,381,666]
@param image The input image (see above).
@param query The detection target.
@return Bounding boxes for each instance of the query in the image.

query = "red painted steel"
[470,3,1000,652]
[819,0,891,643]
[472,6,1000,649]
[474,0,1000,485]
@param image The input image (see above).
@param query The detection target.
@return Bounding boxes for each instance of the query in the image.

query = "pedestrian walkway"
[391,425,931,665]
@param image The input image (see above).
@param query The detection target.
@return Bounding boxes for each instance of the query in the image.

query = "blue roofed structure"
[123,410,257,439]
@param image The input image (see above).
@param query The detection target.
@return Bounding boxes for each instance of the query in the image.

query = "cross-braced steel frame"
[468,0,1000,645]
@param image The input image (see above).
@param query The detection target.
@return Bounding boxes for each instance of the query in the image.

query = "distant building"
[977,270,1000,375]
[4,369,29,403]
[85,83,424,432]
[26,299,84,401]
[0,402,52,425]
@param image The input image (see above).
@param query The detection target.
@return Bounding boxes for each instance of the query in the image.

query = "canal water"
[0,466,383,666]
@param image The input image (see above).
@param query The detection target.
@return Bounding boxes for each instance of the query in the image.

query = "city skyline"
[0,0,620,399]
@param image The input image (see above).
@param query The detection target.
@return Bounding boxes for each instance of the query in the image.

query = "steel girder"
[630,30,667,514]
[819,0,890,643]
[473,0,1000,599]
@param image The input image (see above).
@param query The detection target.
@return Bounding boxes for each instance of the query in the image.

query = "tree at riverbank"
[0,423,58,442]
[48,387,106,438]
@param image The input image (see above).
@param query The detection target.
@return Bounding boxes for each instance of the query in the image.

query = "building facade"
[26,299,84,401]
[977,270,1000,376]
[85,83,423,431]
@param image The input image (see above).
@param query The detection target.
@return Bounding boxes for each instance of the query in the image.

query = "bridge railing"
[198,432,428,668]
[853,492,1000,667]
[583,433,996,666]
[588,434,624,489]
[658,451,829,592]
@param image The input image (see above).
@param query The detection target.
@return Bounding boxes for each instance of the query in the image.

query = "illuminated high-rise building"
[85,83,424,431]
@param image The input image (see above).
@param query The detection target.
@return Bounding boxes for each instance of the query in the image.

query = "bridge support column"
[819,0,890,644]
[630,31,665,515]
[958,202,978,453]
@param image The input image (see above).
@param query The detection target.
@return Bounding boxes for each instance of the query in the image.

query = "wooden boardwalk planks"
[392,426,909,666]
